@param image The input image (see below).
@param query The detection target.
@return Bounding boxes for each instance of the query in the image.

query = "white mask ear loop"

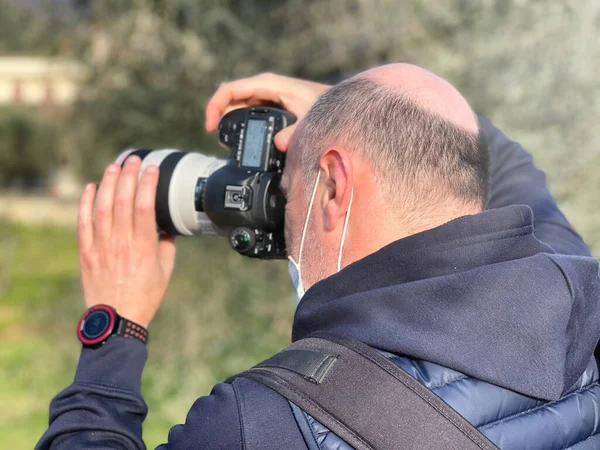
[337,188,354,272]
[298,170,321,265]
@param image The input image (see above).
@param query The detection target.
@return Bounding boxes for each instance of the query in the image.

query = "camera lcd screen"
[242,119,267,168]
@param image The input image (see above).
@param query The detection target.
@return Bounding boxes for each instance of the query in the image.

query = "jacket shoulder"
[160,377,306,450]
[230,377,307,450]
[159,381,242,449]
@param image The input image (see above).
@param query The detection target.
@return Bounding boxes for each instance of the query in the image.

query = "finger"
[133,165,159,241]
[158,234,177,278]
[274,123,298,152]
[78,183,96,253]
[223,99,259,113]
[112,156,142,237]
[94,163,121,242]
[222,100,256,116]
[205,76,282,132]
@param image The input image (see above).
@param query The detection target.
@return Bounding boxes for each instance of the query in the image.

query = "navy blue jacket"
[37,117,600,449]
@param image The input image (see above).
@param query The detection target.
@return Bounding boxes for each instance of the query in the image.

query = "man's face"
[281,132,356,289]
[281,137,338,292]
[280,140,307,265]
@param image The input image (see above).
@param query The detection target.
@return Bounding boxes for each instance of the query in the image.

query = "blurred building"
[0,56,85,198]
[0,56,84,108]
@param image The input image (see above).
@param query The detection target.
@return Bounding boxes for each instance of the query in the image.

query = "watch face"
[77,305,116,346]
[83,310,111,338]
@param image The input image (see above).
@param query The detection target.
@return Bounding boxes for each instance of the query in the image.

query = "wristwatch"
[77,304,148,348]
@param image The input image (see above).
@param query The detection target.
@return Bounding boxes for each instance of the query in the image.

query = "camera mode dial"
[230,227,256,254]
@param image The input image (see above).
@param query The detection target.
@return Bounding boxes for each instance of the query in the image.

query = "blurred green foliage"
[0,106,61,188]
[1,0,599,449]
[0,0,70,56]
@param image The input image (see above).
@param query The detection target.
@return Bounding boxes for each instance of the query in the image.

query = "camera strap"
[231,332,499,450]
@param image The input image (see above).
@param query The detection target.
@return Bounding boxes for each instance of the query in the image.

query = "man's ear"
[319,148,353,232]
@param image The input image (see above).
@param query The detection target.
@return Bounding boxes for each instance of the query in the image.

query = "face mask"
[288,170,354,305]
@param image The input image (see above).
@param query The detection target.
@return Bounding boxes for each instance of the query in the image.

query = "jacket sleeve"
[480,115,591,257]
[36,336,242,449]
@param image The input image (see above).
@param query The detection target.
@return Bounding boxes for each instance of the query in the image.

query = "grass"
[0,220,293,449]
[0,222,81,449]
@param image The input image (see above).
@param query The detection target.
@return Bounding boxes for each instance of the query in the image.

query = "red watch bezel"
[77,304,117,347]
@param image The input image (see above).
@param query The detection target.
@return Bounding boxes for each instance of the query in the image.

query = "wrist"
[75,336,148,393]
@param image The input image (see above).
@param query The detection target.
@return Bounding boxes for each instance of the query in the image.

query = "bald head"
[360,63,479,134]
[294,63,489,212]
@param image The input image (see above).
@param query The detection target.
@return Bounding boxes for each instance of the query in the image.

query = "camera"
[116,106,296,259]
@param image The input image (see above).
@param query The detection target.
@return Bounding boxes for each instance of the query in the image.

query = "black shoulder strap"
[231,332,498,450]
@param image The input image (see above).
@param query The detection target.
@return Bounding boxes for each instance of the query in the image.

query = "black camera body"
[200,107,296,258]
[117,106,295,260]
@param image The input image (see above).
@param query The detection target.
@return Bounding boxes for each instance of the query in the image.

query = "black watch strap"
[117,317,148,344]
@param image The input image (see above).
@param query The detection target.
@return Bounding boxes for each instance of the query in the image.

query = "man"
[38,64,600,449]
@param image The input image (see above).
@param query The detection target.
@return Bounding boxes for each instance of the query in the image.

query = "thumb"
[158,234,177,277]
[274,123,298,152]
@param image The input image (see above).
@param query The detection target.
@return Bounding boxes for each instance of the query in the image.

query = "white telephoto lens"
[115,149,226,236]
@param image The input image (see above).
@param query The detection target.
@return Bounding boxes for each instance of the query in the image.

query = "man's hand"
[205,73,331,151]
[77,156,176,328]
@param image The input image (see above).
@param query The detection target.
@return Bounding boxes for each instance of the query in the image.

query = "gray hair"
[296,77,489,209]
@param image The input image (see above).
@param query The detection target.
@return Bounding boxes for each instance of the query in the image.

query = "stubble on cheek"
[300,218,333,289]
[284,202,301,260]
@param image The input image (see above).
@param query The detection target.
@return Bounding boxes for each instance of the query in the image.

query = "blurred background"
[0,0,598,448]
